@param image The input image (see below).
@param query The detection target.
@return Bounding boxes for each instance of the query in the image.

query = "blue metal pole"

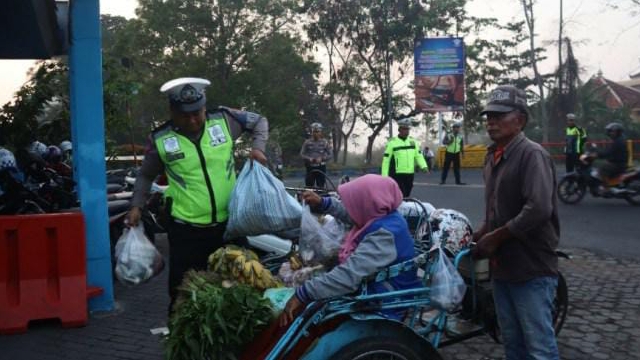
[69,0,114,312]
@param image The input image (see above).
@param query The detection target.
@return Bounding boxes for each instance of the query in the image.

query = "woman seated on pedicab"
[279,174,422,327]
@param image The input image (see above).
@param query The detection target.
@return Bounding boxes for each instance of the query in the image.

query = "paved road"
[403,169,640,261]
[1,168,639,360]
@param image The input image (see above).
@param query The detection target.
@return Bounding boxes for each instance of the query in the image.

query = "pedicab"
[243,199,568,360]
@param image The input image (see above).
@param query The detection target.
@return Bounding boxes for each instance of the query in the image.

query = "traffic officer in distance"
[381,118,429,197]
[126,77,269,313]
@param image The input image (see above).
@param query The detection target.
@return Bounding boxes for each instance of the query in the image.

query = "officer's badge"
[163,136,181,153]
[207,125,227,146]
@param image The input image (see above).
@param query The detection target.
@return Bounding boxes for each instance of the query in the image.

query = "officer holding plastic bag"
[126,77,268,312]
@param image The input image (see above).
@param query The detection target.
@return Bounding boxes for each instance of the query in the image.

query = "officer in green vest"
[126,77,269,312]
[381,118,428,197]
[565,113,587,173]
[440,122,465,185]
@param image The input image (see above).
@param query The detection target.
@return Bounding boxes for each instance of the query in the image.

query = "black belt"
[173,218,224,229]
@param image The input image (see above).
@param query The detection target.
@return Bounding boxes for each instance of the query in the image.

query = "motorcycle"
[557,150,640,205]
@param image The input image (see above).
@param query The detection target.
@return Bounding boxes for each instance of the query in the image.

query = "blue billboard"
[414,37,465,112]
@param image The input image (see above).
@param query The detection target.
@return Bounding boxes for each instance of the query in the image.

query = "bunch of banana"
[207,245,281,290]
[289,253,303,271]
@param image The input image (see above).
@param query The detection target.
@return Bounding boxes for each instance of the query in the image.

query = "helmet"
[28,141,47,156]
[397,118,412,128]
[566,113,576,120]
[44,145,63,163]
[452,122,462,128]
[605,122,623,133]
[428,209,473,256]
[59,140,72,152]
[0,148,17,172]
[310,122,323,131]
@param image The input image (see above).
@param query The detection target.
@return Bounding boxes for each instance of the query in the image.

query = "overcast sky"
[0,0,638,106]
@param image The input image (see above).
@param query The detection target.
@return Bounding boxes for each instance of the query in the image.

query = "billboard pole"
[387,51,393,138]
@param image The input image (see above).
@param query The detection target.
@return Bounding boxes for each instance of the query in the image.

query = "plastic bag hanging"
[225,160,302,240]
[429,247,466,311]
[114,223,164,285]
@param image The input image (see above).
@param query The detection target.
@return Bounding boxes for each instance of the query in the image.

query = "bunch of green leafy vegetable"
[165,270,274,360]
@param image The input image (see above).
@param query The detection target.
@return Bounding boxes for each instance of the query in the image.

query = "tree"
[305,0,467,164]
[0,61,69,150]
[521,0,550,142]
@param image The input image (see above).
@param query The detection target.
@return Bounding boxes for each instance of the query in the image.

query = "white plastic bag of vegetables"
[225,161,302,240]
[114,223,164,285]
[299,204,345,266]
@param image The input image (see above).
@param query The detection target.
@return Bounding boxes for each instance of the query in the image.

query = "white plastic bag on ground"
[115,224,164,285]
[429,247,466,311]
[225,161,302,240]
[299,204,345,266]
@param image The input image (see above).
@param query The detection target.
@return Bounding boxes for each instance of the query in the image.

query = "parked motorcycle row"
[0,150,165,268]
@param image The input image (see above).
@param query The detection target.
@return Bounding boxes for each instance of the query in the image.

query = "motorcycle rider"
[588,122,628,188]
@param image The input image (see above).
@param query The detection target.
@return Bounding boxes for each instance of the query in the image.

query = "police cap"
[160,77,211,112]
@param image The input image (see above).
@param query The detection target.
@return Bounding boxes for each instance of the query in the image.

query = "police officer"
[440,122,465,185]
[126,77,269,313]
[381,118,428,197]
[300,122,332,188]
[564,113,587,173]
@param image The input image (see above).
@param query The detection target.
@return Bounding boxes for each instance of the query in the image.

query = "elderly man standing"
[126,77,269,313]
[473,85,560,360]
[381,118,428,197]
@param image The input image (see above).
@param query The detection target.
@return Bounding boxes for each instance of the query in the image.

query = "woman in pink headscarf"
[279,174,421,327]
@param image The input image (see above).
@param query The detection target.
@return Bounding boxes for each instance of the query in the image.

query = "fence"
[436,139,640,169]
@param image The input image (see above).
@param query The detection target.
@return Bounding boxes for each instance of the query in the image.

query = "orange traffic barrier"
[0,213,101,334]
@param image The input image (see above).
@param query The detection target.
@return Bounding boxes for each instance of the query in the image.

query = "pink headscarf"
[337,174,403,263]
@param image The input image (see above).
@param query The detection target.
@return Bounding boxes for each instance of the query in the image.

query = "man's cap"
[480,85,528,116]
[160,77,211,112]
[397,118,413,128]
[566,113,576,120]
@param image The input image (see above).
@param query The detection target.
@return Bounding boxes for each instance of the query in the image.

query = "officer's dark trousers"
[565,153,579,173]
[441,152,461,184]
[166,219,226,314]
[391,173,414,197]
[305,164,327,188]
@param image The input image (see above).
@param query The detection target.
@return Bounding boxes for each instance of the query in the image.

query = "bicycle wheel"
[553,272,569,335]
[332,336,442,360]
[557,177,586,204]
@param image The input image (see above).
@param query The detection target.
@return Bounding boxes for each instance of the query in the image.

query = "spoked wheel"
[624,179,640,206]
[552,272,569,335]
[333,336,442,360]
[557,177,586,204]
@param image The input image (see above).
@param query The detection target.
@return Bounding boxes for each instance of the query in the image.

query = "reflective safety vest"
[445,134,463,154]
[565,127,584,154]
[153,116,236,224]
[381,136,428,176]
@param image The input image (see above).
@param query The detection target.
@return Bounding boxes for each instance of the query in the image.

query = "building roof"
[586,75,640,109]
[619,77,640,91]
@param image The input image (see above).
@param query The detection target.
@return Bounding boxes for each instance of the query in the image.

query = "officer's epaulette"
[151,120,175,139]
[207,106,236,118]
